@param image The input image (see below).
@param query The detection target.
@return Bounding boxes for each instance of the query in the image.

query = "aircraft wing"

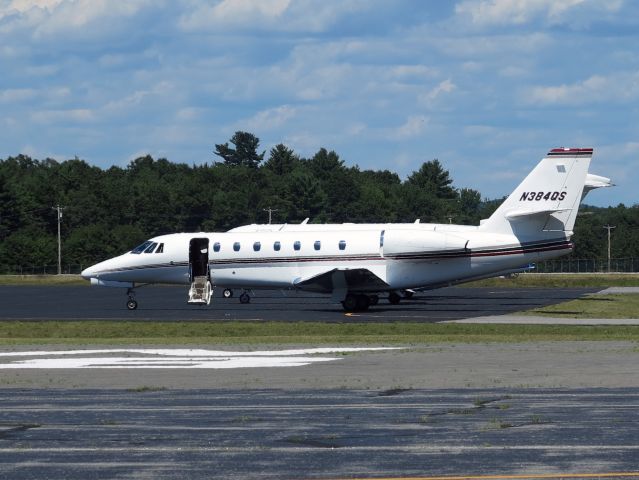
[294,268,389,294]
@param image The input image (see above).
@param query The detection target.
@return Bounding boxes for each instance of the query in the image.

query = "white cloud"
[525,72,639,105]
[243,105,297,131]
[31,108,95,124]
[0,0,63,20]
[176,107,205,122]
[0,0,155,38]
[389,115,428,140]
[454,0,621,26]
[433,32,552,57]
[0,88,37,103]
[418,79,456,105]
[179,0,372,33]
[2,0,64,14]
[178,0,292,31]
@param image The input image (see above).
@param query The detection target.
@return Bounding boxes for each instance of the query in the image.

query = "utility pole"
[262,207,278,225]
[603,224,616,273]
[52,205,65,275]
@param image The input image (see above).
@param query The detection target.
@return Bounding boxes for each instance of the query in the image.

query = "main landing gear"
[388,292,401,305]
[342,293,378,312]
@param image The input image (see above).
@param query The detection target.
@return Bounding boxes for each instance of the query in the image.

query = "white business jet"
[81,148,611,311]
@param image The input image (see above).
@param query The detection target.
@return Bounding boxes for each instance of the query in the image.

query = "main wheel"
[342,294,358,312]
[126,299,138,310]
[369,295,379,306]
[239,292,251,304]
[388,292,401,305]
[223,289,233,299]
[355,294,370,311]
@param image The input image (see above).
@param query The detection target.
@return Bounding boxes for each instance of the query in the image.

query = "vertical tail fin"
[478,148,592,238]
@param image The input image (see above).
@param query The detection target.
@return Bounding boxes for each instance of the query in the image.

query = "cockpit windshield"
[144,242,158,253]
[131,241,153,254]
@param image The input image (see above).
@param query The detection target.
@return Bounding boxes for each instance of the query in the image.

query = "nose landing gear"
[126,288,138,310]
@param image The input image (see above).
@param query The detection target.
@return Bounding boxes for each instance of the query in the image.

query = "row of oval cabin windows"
[213,240,347,253]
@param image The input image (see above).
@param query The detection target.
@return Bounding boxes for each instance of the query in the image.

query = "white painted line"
[0,347,399,369]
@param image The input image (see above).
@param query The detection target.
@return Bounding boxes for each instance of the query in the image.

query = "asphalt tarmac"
[2,388,639,480]
[2,285,638,479]
[0,285,598,321]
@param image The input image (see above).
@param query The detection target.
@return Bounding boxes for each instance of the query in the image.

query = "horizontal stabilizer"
[504,208,570,220]
[585,173,613,189]
[582,173,614,202]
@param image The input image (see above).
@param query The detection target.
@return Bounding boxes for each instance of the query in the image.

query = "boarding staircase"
[187,275,212,305]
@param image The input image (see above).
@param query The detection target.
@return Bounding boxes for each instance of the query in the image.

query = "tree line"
[0,131,637,271]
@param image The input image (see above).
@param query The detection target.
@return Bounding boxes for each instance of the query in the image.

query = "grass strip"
[467,273,639,288]
[0,275,86,286]
[1,321,639,345]
[521,294,639,319]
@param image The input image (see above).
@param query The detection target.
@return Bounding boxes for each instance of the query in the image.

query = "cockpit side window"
[131,241,152,254]
[155,243,164,254]
[144,242,158,253]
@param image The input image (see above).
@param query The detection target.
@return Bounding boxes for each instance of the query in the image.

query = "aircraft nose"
[81,265,97,280]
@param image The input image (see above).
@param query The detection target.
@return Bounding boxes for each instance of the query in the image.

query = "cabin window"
[314,240,321,251]
[274,241,281,251]
[233,242,241,252]
[294,240,301,251]
[156,243,164,253]
[131,241,152,254]
[143,242,158,253]
[253,241,261,252]
[380,230,385,248]
[338,240,346,251]
[213,242,220,252]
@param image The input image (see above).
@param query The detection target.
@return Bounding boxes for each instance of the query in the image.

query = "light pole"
[603,224,616,273]
[52,205,65,275]
[262,207,278,225]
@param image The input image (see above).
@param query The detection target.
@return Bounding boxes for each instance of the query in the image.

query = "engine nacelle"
[382,229,468,257]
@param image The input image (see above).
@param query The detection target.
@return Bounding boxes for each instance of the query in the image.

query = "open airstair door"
[188,237,212,305]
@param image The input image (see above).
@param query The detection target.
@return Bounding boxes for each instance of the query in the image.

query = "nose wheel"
[126,288,138,310]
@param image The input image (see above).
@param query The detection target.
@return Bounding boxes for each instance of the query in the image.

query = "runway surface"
[2,285,638,479]
[0,285,598,321]
[2,388,639,479]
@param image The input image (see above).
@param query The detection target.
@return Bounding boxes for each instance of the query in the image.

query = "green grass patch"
[0,275,86,286]
[466,273,639,288]
[522,294,639,318]
[1,321,639,345]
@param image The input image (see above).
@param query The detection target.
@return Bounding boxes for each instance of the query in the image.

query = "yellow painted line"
[328,472,639,480]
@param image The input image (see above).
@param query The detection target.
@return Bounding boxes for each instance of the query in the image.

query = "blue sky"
[1,0,637,207]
